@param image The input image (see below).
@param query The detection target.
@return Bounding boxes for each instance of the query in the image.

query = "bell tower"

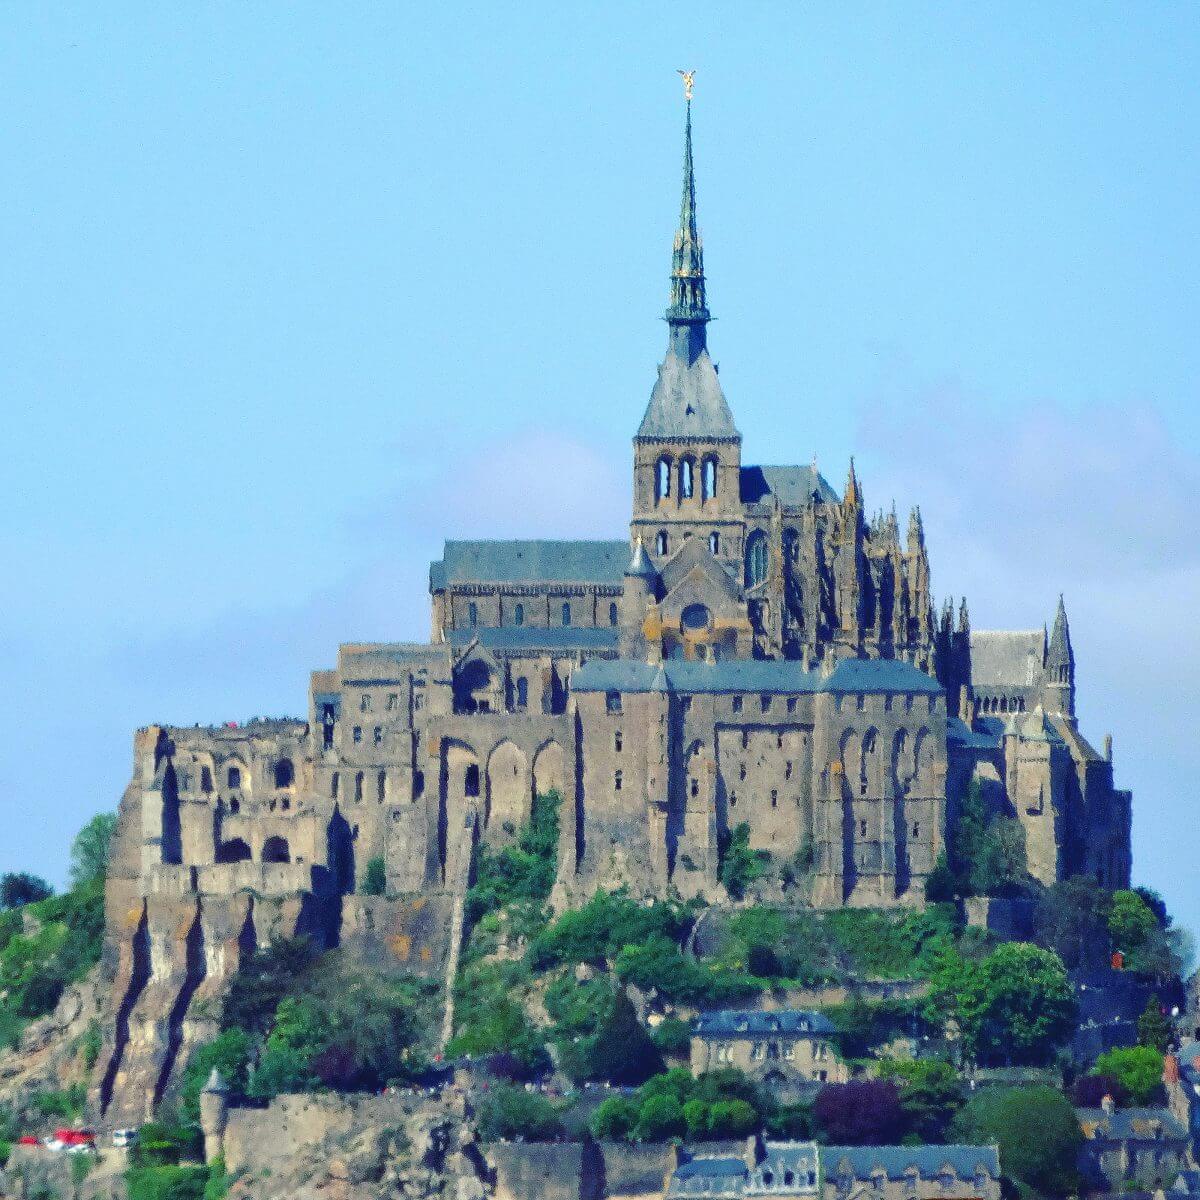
[631,81,743,572]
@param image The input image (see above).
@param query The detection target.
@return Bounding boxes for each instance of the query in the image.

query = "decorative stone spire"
[625,537,657,580]
[664,95,710,364]
[1047,594,1074,670]
[843,459,861,509]
[907,506,925,552]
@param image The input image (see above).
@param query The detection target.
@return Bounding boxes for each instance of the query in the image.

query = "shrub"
[360,857,386,896]
[130,1122,204,1168]
[1136,994,1173,1052]
[528,890,689,971]
[952,1086,1082,1196]
[34,1083,87,1120]
[465,792,560,925]
[79,1018,102,1070]
[448,960,548,1077]
[475,1084,563,1142]
[126,1166,210,1200]
[719,823,770,899]
[813,1080,903,1145]
[613,937,757,1007]
[1094,1045,1165,1105]
[545,976,660,1085]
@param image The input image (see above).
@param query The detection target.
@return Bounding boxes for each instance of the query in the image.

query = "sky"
[0,4,1197,942]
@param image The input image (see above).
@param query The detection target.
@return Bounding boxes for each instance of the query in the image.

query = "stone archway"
[486,741,530,844]
[532,740,565,801]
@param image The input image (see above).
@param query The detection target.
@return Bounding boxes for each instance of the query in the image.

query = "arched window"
[656,530,669,556]
[354,771,364,801]
[217,838,251,864]
[709,531,720,555]
[679,458,694,499]
[274,759,294,788]
[561,601,571,626]
[702,456,717,500]
[609,601,618,626]
[331,772,339,799]
[468,601,478,627]
[656,456,672,500]
[514,602,525,626]
[516,677,528,709]
[262,836,290,864]
[745,531,768,587]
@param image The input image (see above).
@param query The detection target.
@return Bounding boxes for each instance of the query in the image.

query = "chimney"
[1104,734,1112,762]
[1101,1094,1115,1114]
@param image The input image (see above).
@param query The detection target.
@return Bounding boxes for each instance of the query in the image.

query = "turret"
[620,539,658,658]
[1042,594,1076,717]
[199,1068,229,1164]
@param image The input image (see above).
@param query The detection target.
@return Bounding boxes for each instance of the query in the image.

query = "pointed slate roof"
[1047,594,1074,668]
[637,348,739,440]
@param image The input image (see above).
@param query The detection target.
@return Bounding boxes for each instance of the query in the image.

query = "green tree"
[0,873,53,909]
[635,1093,686,1141]
[69,813,117,890]
[180,1031,252,1121]
[1136,994,1173,1052]
[1094,1045,1165,1105]
[719,823,770,900]
[592,1095,639,1140]
[952,1086,1082,1197]
[651,1016,692,1057]
[972,818,1027,897]
[1109,890,1158,954]
[945,942,1076,1066]
[877,1057,963,1142]
[360,857,386,896]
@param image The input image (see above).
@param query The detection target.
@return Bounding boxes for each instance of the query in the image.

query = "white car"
[112,1128,139,1148]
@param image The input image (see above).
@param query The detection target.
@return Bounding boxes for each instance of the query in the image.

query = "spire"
[664,94,710,363]
[1047,594,1074,668]
[843,458,861,509]
[625,537,657,580]
[907,506,925,551]
[958,596,970,633]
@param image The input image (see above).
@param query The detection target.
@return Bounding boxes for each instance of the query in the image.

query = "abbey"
[98,99,1132,1119]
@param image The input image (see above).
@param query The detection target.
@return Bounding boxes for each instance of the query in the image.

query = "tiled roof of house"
[823,1145,1000,1180]
[1076,1107,1188,1142]
[694,1010,836,1037]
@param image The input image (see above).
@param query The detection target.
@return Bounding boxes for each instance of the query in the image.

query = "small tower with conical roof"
[199,1068,229,1164]
[620,538,658,658]
[1042,594,1076,716]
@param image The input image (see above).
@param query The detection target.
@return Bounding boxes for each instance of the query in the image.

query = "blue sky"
[1,5,1197,940]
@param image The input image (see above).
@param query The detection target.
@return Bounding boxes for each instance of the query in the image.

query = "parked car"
[112,1128,139,1148]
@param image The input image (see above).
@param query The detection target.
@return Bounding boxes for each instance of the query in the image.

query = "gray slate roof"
[1076,1107,1188,1142]
[637,349,740,440]
[823,1146,1000,1180]
[430,540,629,589]
[970,630,1044,687]
[946,717,1001,751]
[695,1009,835,1037]
[740,465,839,506]
[572,656,940,697]
[447,627,619,653]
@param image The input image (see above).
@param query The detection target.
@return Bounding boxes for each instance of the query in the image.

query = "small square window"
[606,690,622,714]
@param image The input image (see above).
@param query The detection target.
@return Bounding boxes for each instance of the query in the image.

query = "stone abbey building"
[96,100,1132,1120]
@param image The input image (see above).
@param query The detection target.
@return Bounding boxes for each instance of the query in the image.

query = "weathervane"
[677,69,696,101]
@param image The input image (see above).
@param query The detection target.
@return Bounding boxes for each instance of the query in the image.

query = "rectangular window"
[387,693,398,711]
[360,693,372,712]
[377,771,386,801]
[760,694,771,713]
[373,726,382,745]
[353,726,362,744]
[468,601,478,627]
[614,731,623,752]
[732,696,743,714]
[614,770,623,792]
[561,601,571,626]
[606,690,622,714]
[787,696,798,714]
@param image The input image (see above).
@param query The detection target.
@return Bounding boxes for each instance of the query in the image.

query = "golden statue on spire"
[677,69,696,101]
